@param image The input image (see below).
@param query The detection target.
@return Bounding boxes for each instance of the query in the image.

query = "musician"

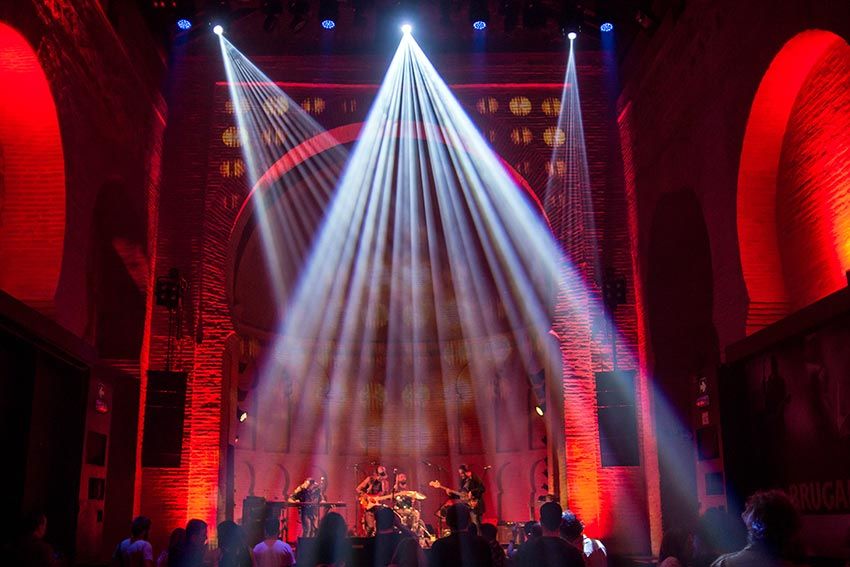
[289,477,324,537]
[457,464,485,525]
[392,473,419,531]
[356,465,391,536]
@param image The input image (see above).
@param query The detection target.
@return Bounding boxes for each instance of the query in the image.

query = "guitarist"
[356,465,391,535]
[457,464,486,525]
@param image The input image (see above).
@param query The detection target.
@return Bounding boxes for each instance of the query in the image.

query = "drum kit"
[373,489,434,545]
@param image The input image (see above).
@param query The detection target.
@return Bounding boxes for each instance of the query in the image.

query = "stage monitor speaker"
[595,370,640,467]
[142,370,187,467]
[242,496,267,545]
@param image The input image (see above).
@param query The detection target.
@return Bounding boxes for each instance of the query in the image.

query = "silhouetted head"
[539,501,563,533]
[446,503,471,532]
[131,516,152,539]
[560,510,583,543]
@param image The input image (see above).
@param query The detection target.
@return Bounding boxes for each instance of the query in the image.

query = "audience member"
[508,521,540,560]
[15,511,56,567]
[478,523,505,567]
[388,536,427,567]
[169,519,208,567]
[428,503,493,567]
[112,516,154,567]
[711,490,803,567]
[216,521,253,567]
[253,519,294,567]
[514,502,583,567]
[371,506,410,567]
[658,528,692,567]
[559,509,607,567]
[158,528,185,567]
[300,512,351,567]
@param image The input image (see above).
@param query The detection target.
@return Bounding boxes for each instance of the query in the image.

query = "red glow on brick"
[0,22,66,309]
[738,30,850,332]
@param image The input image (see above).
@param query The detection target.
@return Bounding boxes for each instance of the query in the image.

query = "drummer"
[393,473,414,509]
[393,473,423,532]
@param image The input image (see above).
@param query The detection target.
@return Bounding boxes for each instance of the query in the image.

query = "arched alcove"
[647,189,719,530]
[738,30,850,333]
[0,22,66,310]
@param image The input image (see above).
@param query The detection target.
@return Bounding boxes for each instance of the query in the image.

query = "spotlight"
[213,24,224,35]
[600,21,613,32]
[319,0,339,30]
[535,405,545,416]
[567,31,577,40]
[401,23,412,34]
[237,408,248,422]
[177,18,192,30]
[469,0,489,30]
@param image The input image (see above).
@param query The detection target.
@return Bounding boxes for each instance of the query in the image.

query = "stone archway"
[738,30,850,333]
[0,22,66,311]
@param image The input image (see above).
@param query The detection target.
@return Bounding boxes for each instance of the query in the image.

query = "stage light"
[600,21,613,32]
[535,405,545,416]
[469,0,489,31]
[177,18,192,30]
[237,408,248,422]
[401,23,412,34]
[567,31,577,40]
[213,24,224,35]
[319,0,339,30]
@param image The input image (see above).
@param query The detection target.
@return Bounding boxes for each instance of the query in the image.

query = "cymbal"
[396,490,427,500]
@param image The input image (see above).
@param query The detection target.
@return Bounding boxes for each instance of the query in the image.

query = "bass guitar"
[428,480,479,510]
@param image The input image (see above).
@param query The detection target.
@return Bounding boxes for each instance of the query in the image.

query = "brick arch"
[0,22,66,310]
[738,30,850,333]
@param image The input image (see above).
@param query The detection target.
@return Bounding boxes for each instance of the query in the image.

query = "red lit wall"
[738,30,850,332]
[775,39,850,311]
[0,22,65,311]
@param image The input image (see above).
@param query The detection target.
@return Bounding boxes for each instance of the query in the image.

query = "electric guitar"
[358,492,396,509]
[428,480,480,510]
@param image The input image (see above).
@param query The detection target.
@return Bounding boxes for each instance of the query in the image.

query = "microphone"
[483,465,492,470]
[423,460,432,467]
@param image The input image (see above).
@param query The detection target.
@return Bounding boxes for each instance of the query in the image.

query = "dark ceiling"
[138,0,678,58]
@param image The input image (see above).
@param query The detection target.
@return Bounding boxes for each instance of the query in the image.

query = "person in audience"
[169,519,208,567]
[428,503,493,567]
[559,509,607,567]
[479,523,505,567]
[692,507,747,567]
[158,528,185,567]
[371,506,409,567]
[216,521,253,567]
[514,502,583,567]
[507,521,540,560]
[253,519,294,567]
[389,536,427,567]
[301,512,351,567]
[15,511,56,567]
[112,515,154,567]
[711,490,803,567]
[658,528,693,567]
